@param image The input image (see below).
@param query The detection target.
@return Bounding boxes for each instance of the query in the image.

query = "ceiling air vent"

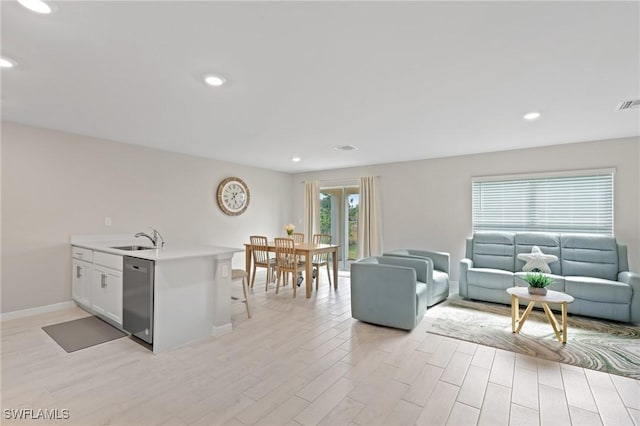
[616,99,640,110]
[334,145,358,152]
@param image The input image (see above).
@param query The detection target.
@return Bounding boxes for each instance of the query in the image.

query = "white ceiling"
[2,1,639,173]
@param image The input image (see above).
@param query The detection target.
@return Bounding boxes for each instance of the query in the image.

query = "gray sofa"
[351,255,448,330]
[459,231,639,323]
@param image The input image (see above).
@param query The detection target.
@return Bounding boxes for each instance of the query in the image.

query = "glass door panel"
[320,186,359,271]
[346,191,359,267]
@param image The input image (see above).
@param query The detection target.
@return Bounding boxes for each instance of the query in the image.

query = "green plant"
[523,272,554,288]
[284,224,295,235]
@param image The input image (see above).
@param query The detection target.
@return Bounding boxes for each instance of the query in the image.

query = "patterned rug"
[426,297,640,379]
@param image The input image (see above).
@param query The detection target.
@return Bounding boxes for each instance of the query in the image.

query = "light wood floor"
[2,272,639,426]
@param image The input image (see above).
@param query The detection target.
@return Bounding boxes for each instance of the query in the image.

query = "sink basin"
[111,245,156,251]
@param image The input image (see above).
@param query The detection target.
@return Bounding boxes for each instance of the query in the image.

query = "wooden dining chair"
[312,234,333,290]
[290,232,305,244]
[249,235,276,291]
[289,232,306,286]
[274,237,305,297]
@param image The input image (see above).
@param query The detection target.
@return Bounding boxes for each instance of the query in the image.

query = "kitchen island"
[70,234,241,354]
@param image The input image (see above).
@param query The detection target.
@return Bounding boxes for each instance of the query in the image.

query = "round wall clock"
[216,177,250,216]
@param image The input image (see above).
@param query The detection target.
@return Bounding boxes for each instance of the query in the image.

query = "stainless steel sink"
[111,245,156,251]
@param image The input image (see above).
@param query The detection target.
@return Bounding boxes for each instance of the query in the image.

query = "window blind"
[472,170,614,235]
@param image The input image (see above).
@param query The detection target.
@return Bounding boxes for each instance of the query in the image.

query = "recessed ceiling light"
[0,57,16,68]
[523,112,541,121]
[291,156,301,162]
[17,0,52,14]
[203,74,226,87]
[334,145,358,151]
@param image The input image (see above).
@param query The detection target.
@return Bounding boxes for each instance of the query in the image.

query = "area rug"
[42,316,128,353]
[427,298,640,379]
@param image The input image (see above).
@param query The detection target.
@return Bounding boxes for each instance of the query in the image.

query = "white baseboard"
[0,300,76,322]
[211,323,233,337]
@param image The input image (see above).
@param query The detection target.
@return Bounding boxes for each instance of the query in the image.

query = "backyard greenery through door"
[320,187,359,270]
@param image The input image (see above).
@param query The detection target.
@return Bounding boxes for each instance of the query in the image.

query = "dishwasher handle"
[125,263,148,274]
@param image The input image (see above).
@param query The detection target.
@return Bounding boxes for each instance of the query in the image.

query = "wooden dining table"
[244,241,339,298]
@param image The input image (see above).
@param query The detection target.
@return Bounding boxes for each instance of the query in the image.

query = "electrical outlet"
[104,216,112,226]
[221,264,229,278]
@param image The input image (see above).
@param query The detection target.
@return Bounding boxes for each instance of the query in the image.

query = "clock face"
[216,177,250,216]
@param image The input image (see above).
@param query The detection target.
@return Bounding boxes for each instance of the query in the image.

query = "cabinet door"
[72,259,92,307]
[107,270,123,325]
[93,266,123,326]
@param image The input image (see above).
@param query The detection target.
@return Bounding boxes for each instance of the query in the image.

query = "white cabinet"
[92,265,123,326]
[72,246,93,309]
[92,252,123,327]
[72,259,93,308]
[71,245,123,328]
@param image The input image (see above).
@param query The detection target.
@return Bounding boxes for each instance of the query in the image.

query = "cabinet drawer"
[94,251,123,271]
[72,246,93,262]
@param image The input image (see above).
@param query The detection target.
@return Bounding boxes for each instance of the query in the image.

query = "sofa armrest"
[617,243,629,272]
[408,250,449,274]
[379,256,432,284]
[351,262,419,329]
[384,249,449,274]
[619,271,640,324]
[459,258,473,298]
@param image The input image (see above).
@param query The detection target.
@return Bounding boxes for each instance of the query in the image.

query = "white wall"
[293,137,640,280]
[3,123,638,314]
[1,122,293,313]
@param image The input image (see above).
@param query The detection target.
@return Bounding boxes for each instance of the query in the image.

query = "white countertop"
[70,234,242,261]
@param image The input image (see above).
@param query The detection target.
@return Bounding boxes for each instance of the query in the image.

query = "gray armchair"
[384,249,450,307]
[351,256,434,330]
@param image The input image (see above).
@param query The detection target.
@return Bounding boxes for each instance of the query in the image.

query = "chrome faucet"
[135,227,165,248]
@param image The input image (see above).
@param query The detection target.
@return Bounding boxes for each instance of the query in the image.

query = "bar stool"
[232,269,252,318]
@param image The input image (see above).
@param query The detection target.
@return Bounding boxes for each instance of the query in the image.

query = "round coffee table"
[506,287,575,344]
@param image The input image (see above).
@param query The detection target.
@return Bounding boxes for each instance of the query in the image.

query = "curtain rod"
[300,176,381,184]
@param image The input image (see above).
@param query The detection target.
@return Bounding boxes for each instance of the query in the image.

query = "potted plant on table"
[522,272,554,295]
[284,224,295,236]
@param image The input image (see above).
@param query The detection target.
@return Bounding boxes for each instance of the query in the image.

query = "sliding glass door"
[320,186,359,271]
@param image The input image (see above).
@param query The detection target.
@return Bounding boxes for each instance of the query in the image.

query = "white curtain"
[357,176,383,258]
[304,180,320,241]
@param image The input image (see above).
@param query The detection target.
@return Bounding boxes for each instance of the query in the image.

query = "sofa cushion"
[467,284,511,305]
[426,270,450,307]
[515,232,561,275]
[565,276,631,304]
[432,270,449,296]
[472,231,516,272]
[567,299,630,323]
[416,282,428,316]
[514,272,565,292]
[561,234,619,281]
[467,268,514,289]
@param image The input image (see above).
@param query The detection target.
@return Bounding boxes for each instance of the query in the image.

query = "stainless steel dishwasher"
[123,256,155,344]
